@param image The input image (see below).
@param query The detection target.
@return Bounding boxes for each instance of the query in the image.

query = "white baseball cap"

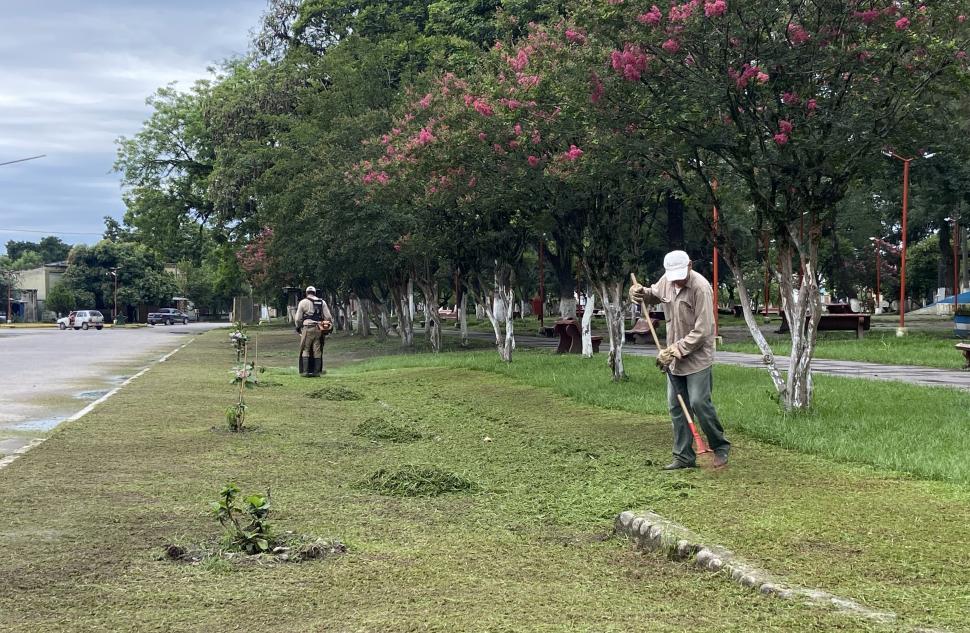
[305,286,316,294]
[663,250,691,282]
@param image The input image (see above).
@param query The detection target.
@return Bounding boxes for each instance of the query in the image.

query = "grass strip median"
[0,329,966,632]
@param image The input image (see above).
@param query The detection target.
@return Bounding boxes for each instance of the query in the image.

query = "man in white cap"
[629,251,730,469]
[294,286,333,377]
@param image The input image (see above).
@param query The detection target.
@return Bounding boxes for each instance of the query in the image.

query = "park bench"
[625,312,665,344]
[956,343,970,370]
[553,318,602,354]
[732,305,781,318]
[777,312,871,339]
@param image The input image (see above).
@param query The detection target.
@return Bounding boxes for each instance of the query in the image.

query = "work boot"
[312,357,325,376]
[712,453,728,469]
[298,355,306,376]
[662,461,695,471]
[304,351,317,377]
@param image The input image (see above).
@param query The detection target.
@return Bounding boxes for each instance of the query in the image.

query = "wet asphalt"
[0,323,226,456]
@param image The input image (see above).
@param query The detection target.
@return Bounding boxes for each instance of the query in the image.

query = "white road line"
[0,338,196,472]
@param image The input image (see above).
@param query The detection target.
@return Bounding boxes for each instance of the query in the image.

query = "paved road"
[455,330,970,391]
[0,323,226,456]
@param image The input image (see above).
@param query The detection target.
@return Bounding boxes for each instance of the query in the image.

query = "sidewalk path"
[453,330,970,391]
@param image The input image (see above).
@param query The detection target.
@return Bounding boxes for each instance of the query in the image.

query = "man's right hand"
[629,283,647,304]
[295,325,302,335]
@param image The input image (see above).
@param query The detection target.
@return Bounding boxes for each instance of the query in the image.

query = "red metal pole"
[712,179,719,336]
[900,159,910,330]
[538,239,545,328]
[875,247,881,313]
[763,235,771,317]
[955,217,960,309]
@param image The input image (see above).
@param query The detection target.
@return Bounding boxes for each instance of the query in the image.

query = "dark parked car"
[148,308,190,325]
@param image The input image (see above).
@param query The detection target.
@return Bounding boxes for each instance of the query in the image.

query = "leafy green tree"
[45,282,75,317]
[584,0,970,408]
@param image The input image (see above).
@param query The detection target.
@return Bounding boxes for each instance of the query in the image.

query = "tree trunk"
[597,280,626,381]
[665,189,685,250]
[391,280,415,347]
[581,293,595,358]
[548,246,577,318]
[721,246,789,400]
[776,236,822,411]
[471,269,515,362]
[415,279,441,353]
[458,292,469,347]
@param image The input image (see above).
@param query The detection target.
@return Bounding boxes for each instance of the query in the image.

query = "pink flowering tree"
[584,0,970,408]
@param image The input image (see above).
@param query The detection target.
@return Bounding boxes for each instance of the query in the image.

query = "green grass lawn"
[719,329,966,369]
[1,330,967,632]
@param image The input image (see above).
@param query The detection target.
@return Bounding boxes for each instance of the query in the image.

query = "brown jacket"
[631,270,715,376]
[295,296,333,327]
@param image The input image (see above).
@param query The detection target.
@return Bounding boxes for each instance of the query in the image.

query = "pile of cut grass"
[351,416,422,443]
[362,464,477,496]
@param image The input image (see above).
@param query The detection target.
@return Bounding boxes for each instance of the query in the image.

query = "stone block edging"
[615,510,949,633]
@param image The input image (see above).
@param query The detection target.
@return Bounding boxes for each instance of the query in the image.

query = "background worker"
[629,250,731,469]
[294,286,333,377]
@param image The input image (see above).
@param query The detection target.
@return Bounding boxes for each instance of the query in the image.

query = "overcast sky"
[0,0,267,255]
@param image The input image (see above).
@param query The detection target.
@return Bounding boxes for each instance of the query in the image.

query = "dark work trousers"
[666,366,730,465]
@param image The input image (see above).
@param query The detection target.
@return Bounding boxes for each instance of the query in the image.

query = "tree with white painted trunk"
[589,0,970,408]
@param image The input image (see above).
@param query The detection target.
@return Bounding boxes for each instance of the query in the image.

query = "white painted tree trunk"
[581,293,595,357]
[721,233,820,411]
[599,281,626,381]
[559,296,577,319]
[394,285,414,347]
[416,279,441,353]
[459,292,469,347]
[475,302,485,320]
[472,274,515,362]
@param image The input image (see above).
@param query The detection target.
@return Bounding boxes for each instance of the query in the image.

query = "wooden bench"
[625,313,664,344]
[777,313,872,339]
[956,343,970,370]
[553,318,602,354]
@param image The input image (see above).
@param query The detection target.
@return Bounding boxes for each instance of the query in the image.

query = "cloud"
[0,0,266,254]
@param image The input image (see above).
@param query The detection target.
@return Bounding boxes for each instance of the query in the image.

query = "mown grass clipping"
[307,384,363,401]
[362,464,478,497]
[352,416,422,443]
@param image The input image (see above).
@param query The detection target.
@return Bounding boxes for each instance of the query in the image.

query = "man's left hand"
[656,345,680,367]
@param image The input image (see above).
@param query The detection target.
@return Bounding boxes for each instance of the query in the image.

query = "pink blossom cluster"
[806,98,818,112]
[517,74,541,88]
[773,133,788,146]
[727,63,767,88]
[473,99,495,117]
[704,0,726,18]
[895,17,910,30]
[787,23,810,45]
[528,155,541,168]
[611,44,650,81]
[416,127,435,145]
[416,93,433,109]
[782,91,800,105]
[507,46,535,72]
[778,119,793,134]
[562,145,584,161]
[669,0,700,23]
[853,9,880,24]
[565,28,587,44]
[362,171,390,185]
[500,98,522,110]
[637,6,662,26]
[662,38,681,53]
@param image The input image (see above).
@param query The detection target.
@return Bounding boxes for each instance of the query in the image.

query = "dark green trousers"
[667,366,730,465]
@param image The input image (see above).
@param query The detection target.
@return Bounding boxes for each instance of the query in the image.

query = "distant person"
[629,250,731,469]
[294,286,333,377]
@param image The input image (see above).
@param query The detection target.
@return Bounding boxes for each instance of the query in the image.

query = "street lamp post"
[107,268,120,321]
[882,149,935,335]
[945,214,961,310]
